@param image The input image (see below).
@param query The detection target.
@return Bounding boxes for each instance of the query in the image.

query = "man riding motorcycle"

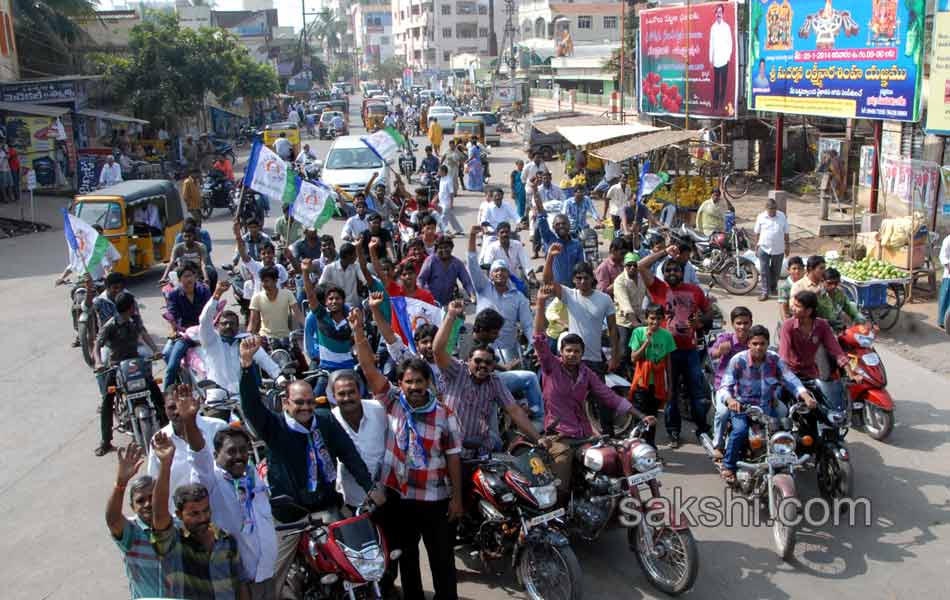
[717,324,815,484]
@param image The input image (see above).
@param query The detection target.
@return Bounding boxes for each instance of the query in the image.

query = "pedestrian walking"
[754,198,790,301]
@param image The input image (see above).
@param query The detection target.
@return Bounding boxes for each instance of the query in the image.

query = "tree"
[98,13,279,124]
[330,62,353,84]
[13,0,97,77]
[372,57,407,87]
[308,9,346,61]
[310,55,329,86]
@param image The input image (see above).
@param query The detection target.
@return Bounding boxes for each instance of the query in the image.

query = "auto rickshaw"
[363,102,387,131]
[262,122,301,157]
[71,180,185,277]
[453,117,485,145]
[326,99,348,120]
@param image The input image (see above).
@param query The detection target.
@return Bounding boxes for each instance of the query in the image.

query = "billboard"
[926,5,950,133]
[748,0,925,122]
[638,2,739,119]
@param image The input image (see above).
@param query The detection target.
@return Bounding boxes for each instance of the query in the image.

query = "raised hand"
[447,299,465,319]
[176,385,199,422]
[537,284,555,304]
[666,244,679,259]
[151,431,176,464]
[549,243,563,256]
[115,442,146,486]
[239,335,262,367]
[300,258,313,273]
[368,291,385,308]
[213,280,231,299]
[347,307,365,330]
[232,220,242,239]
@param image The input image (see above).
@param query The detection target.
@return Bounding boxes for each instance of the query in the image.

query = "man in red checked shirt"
[7,144,20,204]
[351,306,464,600]
[638,244,717,449]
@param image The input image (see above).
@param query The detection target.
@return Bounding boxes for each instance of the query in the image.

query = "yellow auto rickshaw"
[364,103,387,132]
[71,180,185,277]
[263,122,301,157]
[453,117,485,145]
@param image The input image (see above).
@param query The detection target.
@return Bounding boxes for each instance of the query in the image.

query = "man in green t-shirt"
[629,304,677,448]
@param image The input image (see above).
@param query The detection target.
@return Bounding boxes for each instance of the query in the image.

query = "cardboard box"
[882,239,927,270]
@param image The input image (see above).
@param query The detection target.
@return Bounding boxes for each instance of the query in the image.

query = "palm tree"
[307,8,346,64]
[14,0,98,77]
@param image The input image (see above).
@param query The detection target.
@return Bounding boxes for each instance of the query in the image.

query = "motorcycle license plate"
[767,454,797,467]
[851,401,864,409]
[862,352,880,367]
[627,466,663,487]
[526,507,565,529]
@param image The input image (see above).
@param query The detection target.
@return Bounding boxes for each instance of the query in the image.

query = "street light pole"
[620,0,625,123]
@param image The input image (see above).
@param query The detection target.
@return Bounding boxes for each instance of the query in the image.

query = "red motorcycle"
[559,422,699,596]
[273,497,398,600]
[838,323,895,441]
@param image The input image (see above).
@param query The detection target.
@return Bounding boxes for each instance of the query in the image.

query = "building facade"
[519,1,622,46]
[391,0,506,74]
[351,0,394,67]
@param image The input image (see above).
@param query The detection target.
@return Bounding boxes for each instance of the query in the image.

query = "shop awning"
[533,114,618,135]
[76,108,149,124]
[556,123,662,147]
[0,101,70,117]
[590,129,702,163]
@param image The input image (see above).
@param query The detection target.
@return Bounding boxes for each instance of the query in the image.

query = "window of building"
[444,50,452,62]
[442,4,451,14]
[443,27,452,38]
[411,5,420,15]
[414,49,421,59]
[478,5,487,14]
[380,36,390,45]
[578,16,592,29]
[457,23,478,39]
[479,27,488,38]
[456,1,476,15]
[603,16,617,29]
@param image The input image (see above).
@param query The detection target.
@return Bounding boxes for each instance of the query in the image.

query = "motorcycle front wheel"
[78,319,98,368]
[716,257,759,295]
[771,475,799,561]
[200,198,214,220]
[817,451,854,505]
[135,413,159,449]
[516,540,583,600]
[862,402,893,441]
[630,524,699,596]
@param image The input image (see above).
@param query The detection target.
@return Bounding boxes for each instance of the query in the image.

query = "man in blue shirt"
[532,191,584,288]
[560,186,601,235]
[163,262,212,390]
[419,145,439,178]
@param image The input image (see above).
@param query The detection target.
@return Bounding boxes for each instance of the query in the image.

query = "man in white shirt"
[708,3,733,111]
[295,143,318,165]
[477,187,520,235]
[939,233,950,329]
[99,155,123,187]
[329,370,387,508]
[198,282,283,404]
[521,153,549,185]
[605,178,632,232]
[437,164,464,236]
[132,202,162,237]
[318,242,365,307]
[341,198,371,242]
[479,221,531,281]
[177,392,279,597]
[287,108,300,126]
[273,133,293,161]
[146,387,229,513]
[234,221,288,297]
[753,197,790,301]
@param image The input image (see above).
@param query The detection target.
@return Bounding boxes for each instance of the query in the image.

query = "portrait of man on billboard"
[708,3,733,111]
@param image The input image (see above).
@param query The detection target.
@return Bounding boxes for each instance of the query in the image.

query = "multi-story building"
[351,0,394,67]
[519,1,622,45]
[211,9,279,65]
[391,0,506,75]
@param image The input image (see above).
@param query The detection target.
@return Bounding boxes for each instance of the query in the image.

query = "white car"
[427,106,456,133]
[469,111,500,146]
[320,135,390,198]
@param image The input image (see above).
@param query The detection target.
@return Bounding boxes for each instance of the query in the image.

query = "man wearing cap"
[753,198,790,301]
[613,252,647,376]
[467,226,533,364]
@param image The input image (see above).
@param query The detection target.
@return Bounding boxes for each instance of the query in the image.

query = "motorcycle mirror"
[196,379,218,390]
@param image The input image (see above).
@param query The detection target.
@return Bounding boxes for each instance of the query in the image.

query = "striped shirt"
[114,517,165,599]
[304,304,356,370]
[719,350,806,409]
[441,358,515,455]
[151,524,245,599]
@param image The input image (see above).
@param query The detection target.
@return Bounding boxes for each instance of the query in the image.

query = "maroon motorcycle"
[273,497,398,600]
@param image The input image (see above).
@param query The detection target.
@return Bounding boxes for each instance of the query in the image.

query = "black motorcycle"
[399,139,418,183]
[201,168,237,219]
[104,358,163,449]
[789,381,854,504]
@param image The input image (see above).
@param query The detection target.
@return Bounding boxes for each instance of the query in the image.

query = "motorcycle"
[264,331,308,379]
[398,140,418,183]
[679,223,759,295]
[838,323,894,441]
[273,497,398,600]
[67,278,103,368]
[558,422,699,595]
[201,169,238,219]
[458,442,582,600]
[789,381,854,504]
[585,372,639,438]
[103,358,163,449]
[700,403,812,560]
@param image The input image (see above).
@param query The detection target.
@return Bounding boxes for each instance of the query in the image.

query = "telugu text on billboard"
[747,0,924,121]
[925,6,950,134]
[638,2,739,119]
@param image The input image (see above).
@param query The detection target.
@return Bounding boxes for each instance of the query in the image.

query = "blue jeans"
[722,402,786,472]
[712,389,730,449]
[938,278,950,329]
[497,370,544,431]
[163,337,196,390]
[666,348,710,437]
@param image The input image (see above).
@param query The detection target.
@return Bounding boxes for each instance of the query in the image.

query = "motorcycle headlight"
[631,444,657,473]
[854,334,875,348]
[529,484,557,509]
[770,431,796,455]
[343,545,386,582]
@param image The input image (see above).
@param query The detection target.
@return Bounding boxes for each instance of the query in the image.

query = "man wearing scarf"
[239,337,385,598]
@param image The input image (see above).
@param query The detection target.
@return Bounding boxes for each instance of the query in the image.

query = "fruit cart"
[830,257,909,331]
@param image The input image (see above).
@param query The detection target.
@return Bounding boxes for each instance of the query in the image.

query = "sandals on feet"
[721,469,737,484]
[95,443,115,457]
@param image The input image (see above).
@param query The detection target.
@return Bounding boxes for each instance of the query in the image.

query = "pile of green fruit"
[830,256,905,282]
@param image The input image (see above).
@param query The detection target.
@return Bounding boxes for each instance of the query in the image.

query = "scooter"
[838,323,895,441]
[700,403,812,560]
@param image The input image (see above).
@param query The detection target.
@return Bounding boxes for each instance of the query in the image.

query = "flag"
[63,209,114,275]
[243,141,296,205]
[390,296,448,354]
[635,159,651,207]
[289,179,337,231]
[361,127,405,162]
